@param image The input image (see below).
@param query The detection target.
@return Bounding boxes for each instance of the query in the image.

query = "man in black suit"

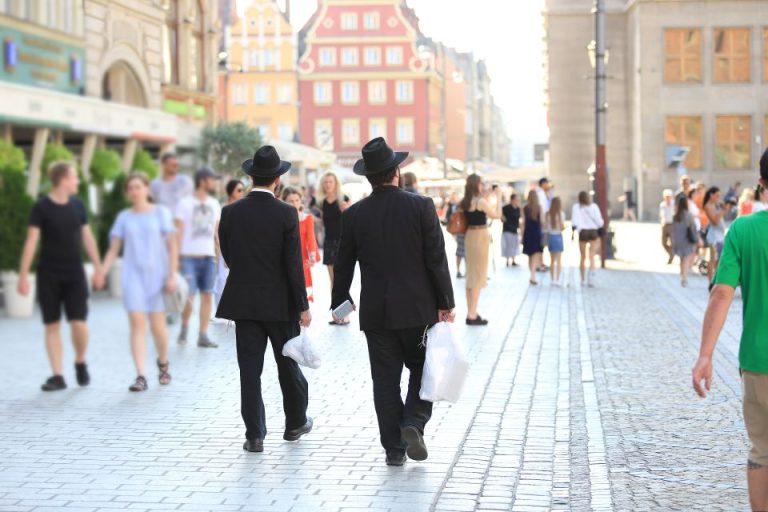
[331,137,455,466]
[217,146,313,453]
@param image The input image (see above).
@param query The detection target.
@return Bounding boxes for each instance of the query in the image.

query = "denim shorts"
[181,256,216,295]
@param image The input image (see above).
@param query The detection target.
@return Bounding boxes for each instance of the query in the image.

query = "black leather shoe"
[386,450,407,466]
[401,425,428,461]
[243,439,264,453]
[283,417,313,441]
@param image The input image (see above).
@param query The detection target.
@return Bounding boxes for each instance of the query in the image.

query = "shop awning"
[267,139,337,169]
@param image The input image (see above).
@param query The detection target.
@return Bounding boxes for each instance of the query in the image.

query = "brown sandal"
[129,375,148,392]
[157,360,171,386]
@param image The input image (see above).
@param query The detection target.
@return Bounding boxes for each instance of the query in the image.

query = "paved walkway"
[0,223,749,511]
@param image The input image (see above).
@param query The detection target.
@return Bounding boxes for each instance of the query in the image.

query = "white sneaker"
[587,271,595,288]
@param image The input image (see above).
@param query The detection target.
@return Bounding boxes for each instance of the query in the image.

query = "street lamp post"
[592,0,609,267]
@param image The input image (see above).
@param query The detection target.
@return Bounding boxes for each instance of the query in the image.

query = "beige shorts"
[742,370,768,466]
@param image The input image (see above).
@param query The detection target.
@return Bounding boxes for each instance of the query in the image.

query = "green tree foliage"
[0,141,33,270]
[97,173,129,254]
[89,148,122,187]
[131,148,159,179]
[199,122,262,175]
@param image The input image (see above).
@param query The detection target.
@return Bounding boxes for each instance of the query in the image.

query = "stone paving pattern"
[0,223,750,511]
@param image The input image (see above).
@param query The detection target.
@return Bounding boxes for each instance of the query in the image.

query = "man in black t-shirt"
[17,162,103,391]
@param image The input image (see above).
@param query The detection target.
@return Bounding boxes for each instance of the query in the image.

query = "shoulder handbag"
[447,209,468,235]
[686,216,698,244]
[582,205,606,237]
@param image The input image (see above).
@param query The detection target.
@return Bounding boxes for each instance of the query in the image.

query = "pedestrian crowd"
[12,134,768,502]
[13,137,456,467]
[445,175,605,294]
[660,173,766,288]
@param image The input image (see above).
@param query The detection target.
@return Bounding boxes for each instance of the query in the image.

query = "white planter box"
[109,258,123,298]
[1,271,36,318]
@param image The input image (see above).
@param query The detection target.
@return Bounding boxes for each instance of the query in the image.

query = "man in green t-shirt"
[693,148,768,510]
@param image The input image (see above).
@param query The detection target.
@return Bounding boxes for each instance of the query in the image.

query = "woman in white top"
[570,191,604,287]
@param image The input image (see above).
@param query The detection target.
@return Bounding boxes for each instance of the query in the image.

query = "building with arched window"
[0,0,219,196]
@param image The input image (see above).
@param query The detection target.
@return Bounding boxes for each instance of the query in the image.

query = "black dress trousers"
[235,320,308,441]
[363,326,433,452]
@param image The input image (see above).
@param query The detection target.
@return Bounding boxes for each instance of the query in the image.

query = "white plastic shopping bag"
[282,329,322,369]
[419,322,468,403]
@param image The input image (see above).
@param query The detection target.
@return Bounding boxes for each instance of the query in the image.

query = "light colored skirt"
[465,228,490,289]
[501,232,520,258]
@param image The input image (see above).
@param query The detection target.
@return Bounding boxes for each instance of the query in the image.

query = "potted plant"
[0,140,35,317]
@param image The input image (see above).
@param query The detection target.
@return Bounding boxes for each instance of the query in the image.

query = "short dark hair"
[225,179,242,197]
[761,148,768,181]
[539,177,549,186]
[366,166,399,188]
[251,175,279,187]
[160,152,177,163]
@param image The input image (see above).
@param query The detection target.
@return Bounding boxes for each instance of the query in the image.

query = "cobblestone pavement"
[0,223,749,511]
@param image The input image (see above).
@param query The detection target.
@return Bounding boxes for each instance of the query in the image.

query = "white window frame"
[386,46,404,66]
[278,123,293,142]
[314,119,334,151]
[363,12,380,30]
[341,47,359,67]
[396,118,415,145]
[364,46,381,66]
[340,81,360,105]
[369,118,387,140]
[254,83,270,105]
[257,124,271,140]
[313,81,332,105]
[319,47,336,67]
[395,80,414,104]
[368,80,387,104]
[341,12,358,30]
[263,49,275,67]
[277,83,292,104]
[341,118,360,146]
[231,83,247,105]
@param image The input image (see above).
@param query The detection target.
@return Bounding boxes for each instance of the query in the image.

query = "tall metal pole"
[594,0,609,267]
[441,43,448,179]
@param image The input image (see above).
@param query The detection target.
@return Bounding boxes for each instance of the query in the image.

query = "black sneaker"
[75,362,90,387]
[41,375,66,392]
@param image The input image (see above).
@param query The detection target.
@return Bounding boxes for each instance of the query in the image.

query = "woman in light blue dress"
[101,173,178,392]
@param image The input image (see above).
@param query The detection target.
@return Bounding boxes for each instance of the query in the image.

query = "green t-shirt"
[714,211,768,373]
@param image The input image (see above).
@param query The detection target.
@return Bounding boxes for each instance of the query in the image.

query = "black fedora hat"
[241,145,291,179]
[353,137,409,176]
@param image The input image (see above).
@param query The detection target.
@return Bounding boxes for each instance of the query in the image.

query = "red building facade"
[297,0,437,167]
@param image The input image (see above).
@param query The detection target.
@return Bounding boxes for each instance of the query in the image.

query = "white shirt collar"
[250,188,275,197]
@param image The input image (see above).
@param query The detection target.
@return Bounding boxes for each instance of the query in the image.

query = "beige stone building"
[545,0,768,219]
[0,0,218,195]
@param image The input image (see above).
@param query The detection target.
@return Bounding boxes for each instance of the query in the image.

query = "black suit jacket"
[331,186,454,331]
[216,191,308,322]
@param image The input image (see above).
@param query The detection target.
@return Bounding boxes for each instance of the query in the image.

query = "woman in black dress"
[318,171,350,324]
[521,189,544,285]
